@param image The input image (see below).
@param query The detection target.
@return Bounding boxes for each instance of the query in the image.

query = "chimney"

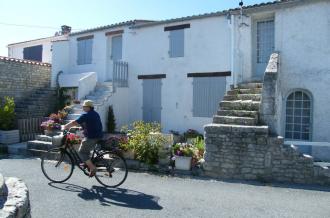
[61,25,72,35]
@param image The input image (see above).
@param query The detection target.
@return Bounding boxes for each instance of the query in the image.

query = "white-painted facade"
[50,0,330,142]
[7,35,67,63]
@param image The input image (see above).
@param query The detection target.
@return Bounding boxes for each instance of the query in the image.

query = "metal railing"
[113,61,128,90]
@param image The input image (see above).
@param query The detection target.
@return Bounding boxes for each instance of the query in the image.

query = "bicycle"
[41,129,128,188]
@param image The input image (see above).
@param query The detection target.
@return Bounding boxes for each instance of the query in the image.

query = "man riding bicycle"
[63,100,103,177]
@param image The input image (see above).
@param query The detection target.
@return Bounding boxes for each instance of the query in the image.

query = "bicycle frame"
[60,129,111,176]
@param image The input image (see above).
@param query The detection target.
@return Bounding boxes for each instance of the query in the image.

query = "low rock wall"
[0,175,31,218]
[203,124,330,185]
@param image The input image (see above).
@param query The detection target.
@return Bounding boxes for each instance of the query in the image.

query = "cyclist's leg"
[78,138,98,175]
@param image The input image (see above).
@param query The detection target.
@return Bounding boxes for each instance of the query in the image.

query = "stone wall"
[204,124,330,185]
[0,57,55,119]
[259,52,279,135]
[0,57,51,100]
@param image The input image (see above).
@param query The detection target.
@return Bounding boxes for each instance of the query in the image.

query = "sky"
[0,0,268,56]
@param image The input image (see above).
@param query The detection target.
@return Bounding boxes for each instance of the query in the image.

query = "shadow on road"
[48,182,163,210]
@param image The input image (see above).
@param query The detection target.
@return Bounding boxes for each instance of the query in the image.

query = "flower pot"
[0,130,20,144]
[44,129,61,137]
[175,156,192,170]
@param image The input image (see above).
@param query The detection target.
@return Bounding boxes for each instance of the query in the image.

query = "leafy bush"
[193,136,205,158]
[0,96,16,130]
[107,105,116,133]
[121,121,166,165]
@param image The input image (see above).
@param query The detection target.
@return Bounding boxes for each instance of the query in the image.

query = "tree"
[107,105,116,133]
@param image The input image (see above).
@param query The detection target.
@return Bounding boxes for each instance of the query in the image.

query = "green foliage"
[56,87,71,111]
[0,96,16,130]
[193,137,205,155]
[121,121,166,165]
[107,105,116,133]
[172,143,197,157]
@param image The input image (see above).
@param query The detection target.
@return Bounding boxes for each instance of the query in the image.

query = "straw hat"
[82,100,94,107]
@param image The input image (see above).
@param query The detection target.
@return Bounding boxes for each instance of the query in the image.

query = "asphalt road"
[1,155,330,218]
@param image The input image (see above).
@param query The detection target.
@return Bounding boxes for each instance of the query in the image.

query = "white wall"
[8,35,67,63]
[125,16,231,133]
[233,0,330,142]
[67,27,129,82]
[274,1,330,142]
[51,40,70,87]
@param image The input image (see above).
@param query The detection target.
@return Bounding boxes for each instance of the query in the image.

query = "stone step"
[204,123,269,135]
[36,135,52,142]
[67,113,81,120]
[213,115,257,126]
[63,119,75,124]
[219,100,260,111]
[27,140,53,151]
[6,142,28,156]
[223,94,261,101]
[27,148,47,157]
[217,110,259,119]
[72,108,83,114]
[237,83,263,89]
[227,88,263,95]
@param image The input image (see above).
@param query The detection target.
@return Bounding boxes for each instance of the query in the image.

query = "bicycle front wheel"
[41,148,74,183]
[94,152,128,188]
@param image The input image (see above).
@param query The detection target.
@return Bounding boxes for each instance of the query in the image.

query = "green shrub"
[0,96,16,130]
[121,121,166,165]
[107,105,116,133]
[193,136,205,156]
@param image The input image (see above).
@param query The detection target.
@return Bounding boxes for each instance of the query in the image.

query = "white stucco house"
[7,25,71,63]
[50,0,329,147]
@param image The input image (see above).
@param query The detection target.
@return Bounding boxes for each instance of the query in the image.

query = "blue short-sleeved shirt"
[76,109,103,139]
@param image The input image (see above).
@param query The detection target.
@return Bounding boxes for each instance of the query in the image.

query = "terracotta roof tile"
[0,56,51,67]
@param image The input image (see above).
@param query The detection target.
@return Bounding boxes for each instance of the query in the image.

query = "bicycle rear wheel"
[94,152,128,188]
[41,148,74,183]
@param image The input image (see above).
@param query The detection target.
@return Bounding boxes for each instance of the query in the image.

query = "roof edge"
[0,56,52,67]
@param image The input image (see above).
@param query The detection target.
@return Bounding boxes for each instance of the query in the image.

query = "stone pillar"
[259,52,279,135]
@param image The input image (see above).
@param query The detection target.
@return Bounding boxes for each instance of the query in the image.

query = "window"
[285,90,312,140]
[23,45,42,62]
[169,29,184,58]
[111,35,122,61]
[193,77,226,117]
[77,36,93,65]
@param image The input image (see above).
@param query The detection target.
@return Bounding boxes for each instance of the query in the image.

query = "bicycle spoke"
[41,148,74,183]
[94,152,128,188]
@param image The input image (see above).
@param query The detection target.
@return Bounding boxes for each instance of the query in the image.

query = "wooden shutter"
[169,29,184,58]
[193,77,226,117]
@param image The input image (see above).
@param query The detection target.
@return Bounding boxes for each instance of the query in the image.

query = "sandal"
[89,168,97,177]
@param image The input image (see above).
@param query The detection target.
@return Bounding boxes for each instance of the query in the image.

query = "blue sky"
[0,0,268,56]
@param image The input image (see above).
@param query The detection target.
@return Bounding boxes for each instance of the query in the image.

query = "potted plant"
[108,135,135,159]
[0,96,19,144]
[121,121,166,165]
[40,112,63,136]
[172,143,198,170]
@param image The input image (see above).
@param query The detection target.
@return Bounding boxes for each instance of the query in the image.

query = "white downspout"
[230,14,236,88]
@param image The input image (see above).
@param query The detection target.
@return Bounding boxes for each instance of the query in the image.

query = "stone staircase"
[15,87,57,119]
[26,135,53,157]
[64,82,113,125]
[204,82,330,185]
[25,82,113,156]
